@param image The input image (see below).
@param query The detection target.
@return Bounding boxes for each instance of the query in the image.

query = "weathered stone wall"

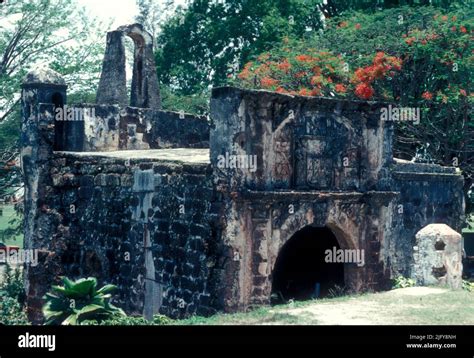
[214,191,398,312]
[95,30,127,106]
[21,69,213,322]
[209,87,464,312]
[78,105,209,152]
[210,87,393,192]
[33,153,138,319]
[119,107,209,150]
[21,71,68,321]
[82,104,121,151]
[25,149,219,322]
[148,110,209,149]
[96,24,160,109]
[127,159,219,318]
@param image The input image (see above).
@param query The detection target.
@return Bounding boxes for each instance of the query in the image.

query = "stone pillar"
[96,31,128,106]
[412,224,463,289]
[131,169,162,320]
[21,67,67,322]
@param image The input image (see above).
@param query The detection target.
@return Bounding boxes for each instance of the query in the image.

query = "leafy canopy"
[234,5,473,183]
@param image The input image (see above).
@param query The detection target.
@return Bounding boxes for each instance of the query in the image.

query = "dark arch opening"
[271,226,344,303]
[127,33,145,107]
[52,92,65,151]
[52,92,64,107]
[52,91,84,152]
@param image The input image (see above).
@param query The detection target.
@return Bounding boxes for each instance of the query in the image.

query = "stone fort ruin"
[21,24,465,323]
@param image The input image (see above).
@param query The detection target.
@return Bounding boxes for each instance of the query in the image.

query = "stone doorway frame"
[222,195,375,312]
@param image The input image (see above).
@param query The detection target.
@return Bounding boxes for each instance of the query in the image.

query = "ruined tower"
[96,24,161,109]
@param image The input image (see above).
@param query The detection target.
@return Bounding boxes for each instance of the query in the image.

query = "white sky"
[77,0,138,30]
[76,0,186,30]
[73,0,186,84]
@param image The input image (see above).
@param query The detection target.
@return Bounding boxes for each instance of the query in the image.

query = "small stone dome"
[23,67,66,86]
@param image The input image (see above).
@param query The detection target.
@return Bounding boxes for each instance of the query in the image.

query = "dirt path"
[181,286,473,325]
[272,287,460,325]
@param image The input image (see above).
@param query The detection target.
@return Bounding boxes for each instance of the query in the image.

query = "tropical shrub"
[0,264,25,304]
[462,280,474,292]
[83,314,173,326]
[0,264,28,325]
[160,85,210,115]
[42,277,125,325]
[393,276,416,289]
[0,295,29,325]
[236,45,351,97]
[235,41,402,100]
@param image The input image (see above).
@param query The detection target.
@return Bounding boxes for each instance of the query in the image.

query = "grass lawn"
[0,204,23,247]
[176,287,474,325]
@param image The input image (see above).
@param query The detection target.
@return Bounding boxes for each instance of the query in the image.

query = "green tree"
[0,0,105,126]
[314,5,473,184]
[135,0,175,48]
[235,4,473,197]
[154,0,465,97]
[0,0,107,238]
[155,0,325,95]
[160,86,210,115]
[315,0,467,18]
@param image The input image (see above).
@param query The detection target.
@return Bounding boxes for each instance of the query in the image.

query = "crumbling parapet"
[96,24,161,109]
[210,86,394,193]
[412,224,463,289]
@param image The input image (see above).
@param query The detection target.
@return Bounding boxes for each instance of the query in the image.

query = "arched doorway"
[271,226,344,303]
